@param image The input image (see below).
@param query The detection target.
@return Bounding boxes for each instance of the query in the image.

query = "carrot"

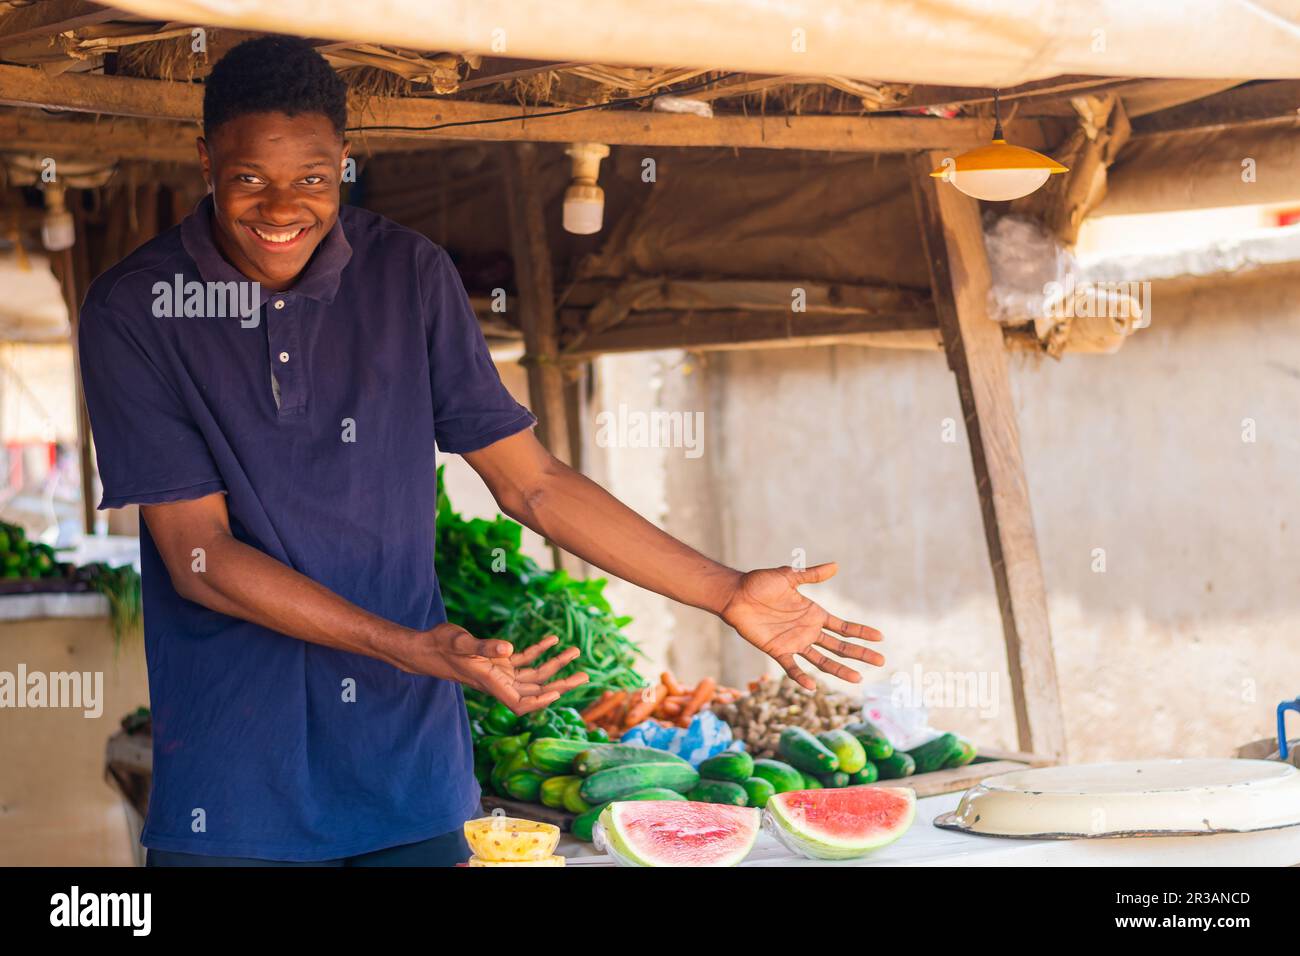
[660,699,683,717]
[661,671,686,696]
[624,684,668,728]
[678,677,717,724]
[581,690,615,719]
[583,690,627,724]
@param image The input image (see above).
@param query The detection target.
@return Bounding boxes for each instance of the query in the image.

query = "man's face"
[198,111,349,291]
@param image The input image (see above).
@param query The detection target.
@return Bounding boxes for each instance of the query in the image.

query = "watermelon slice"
[766,785,916,860]
[596,801,761,867]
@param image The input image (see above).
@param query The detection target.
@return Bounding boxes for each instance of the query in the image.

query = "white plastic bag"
[858,682,941,752]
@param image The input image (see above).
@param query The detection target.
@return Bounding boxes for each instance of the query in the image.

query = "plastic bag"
[982,213,1076,324]
[619,710,743,766]
[590,819,640,866]
[859,682,941,752]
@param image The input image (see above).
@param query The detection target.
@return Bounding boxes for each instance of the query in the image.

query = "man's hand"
[399,625,589,715]
[720,562,883,691]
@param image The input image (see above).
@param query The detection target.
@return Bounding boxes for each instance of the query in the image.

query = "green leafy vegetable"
[434,466,646,709]
[85,562,142,654]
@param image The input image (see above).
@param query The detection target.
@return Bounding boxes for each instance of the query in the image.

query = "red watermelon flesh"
[599,801,761,867]
[767,786,915,859]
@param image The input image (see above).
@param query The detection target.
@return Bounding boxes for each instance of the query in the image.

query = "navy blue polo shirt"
[79,195,535,861]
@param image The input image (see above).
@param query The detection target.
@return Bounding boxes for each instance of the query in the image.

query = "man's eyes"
[233,175,329,186]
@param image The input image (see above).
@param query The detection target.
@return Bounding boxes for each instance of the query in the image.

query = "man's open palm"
[720,562,883,690]
[432,627,588,715]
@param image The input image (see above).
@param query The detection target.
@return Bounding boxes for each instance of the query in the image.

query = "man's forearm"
[503,465,742,615]
[166,530,420,670]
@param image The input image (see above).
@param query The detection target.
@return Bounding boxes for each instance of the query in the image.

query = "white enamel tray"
[934,758,1300,839]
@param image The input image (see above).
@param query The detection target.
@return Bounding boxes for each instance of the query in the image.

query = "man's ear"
[197,136,212,192]
[340,139,351,181]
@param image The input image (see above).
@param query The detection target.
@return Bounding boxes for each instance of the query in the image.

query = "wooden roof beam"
[0,109,470,163]
[1129,80,1300,137]
[0,1,127,45]
[0,64,1048,151]
[558,305,937,358]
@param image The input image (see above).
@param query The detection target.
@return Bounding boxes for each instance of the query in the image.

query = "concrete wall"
[572,264,1300,763]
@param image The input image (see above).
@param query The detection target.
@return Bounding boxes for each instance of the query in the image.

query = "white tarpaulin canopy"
[103,0,1300,86]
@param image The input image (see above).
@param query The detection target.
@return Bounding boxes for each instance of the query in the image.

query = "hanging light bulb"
[563,142,610,234]
[41,184,75,252]
[931,91,1068,201]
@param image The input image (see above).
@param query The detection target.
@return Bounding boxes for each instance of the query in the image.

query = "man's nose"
[258,186,302,223]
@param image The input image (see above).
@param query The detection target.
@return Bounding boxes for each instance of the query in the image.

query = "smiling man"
[79,36,883,867]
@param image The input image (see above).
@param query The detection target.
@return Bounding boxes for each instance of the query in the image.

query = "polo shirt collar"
[180,193,353,304]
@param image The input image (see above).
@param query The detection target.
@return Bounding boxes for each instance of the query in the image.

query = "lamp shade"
[931,140,1068,201]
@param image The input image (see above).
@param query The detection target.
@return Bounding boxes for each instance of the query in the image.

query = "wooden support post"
[910,151,1067,760]
[500,142,584,576]
[50,231,96,536]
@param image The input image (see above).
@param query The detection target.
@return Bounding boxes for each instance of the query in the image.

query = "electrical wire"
[346,71,738,134]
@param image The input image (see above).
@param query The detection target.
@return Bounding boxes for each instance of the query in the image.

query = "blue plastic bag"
[620,710,744,767]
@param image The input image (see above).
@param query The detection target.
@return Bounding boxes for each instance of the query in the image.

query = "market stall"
[2,1,1298,869]
[100,477,1300,866]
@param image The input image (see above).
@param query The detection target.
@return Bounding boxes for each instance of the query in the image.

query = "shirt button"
[278,351,290,363]
[274,300,285,310]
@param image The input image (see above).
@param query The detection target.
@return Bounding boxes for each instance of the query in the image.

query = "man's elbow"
[493,469,559,525]
[165,558,208,604]
[157,534,224,605]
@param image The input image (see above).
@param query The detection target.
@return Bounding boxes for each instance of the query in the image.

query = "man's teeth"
[252,227,303,243]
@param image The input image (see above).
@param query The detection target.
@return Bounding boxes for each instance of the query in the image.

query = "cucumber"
[574,744,690,776]
[571,788,687,842]
[751,758,805,793]
[845,721,895,761]
[816,729,867,774]
[562,776,592,815]
[686,780,749,806]
[579,761,700,803]
[778,727,840,774]
[908,733,961,773]
[741,776,776,809]
[876,751,916,779]
[946,736,977,768]
[540,774,580,809]
[818,770,851,788]
[502,769,548,802]
[528,738,592,774]
[848,761,878,784]
[799,771,823,789]
[698,750,754,783]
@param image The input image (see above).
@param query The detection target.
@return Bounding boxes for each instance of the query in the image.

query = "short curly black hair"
[203,35,347,137]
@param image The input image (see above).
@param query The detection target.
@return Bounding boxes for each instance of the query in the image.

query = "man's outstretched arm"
[141,493,586,712]
[465,429,885,689]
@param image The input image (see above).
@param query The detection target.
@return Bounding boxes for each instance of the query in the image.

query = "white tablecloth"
[561,790,1300,867]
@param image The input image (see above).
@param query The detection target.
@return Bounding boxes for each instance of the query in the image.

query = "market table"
[558,790,1300,867]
